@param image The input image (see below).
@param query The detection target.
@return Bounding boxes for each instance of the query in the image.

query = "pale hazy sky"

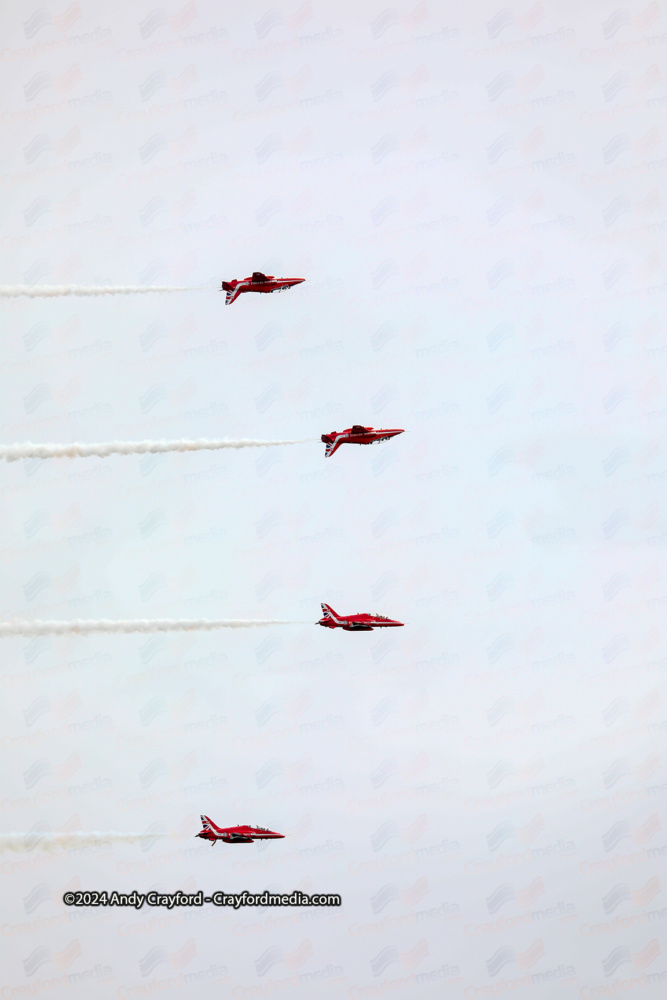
[1,1,666,996]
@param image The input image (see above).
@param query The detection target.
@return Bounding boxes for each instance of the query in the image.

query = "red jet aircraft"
[318,603,404,631]
[196,816,285,845]
[220,271,305,305]
[321,425,404,459]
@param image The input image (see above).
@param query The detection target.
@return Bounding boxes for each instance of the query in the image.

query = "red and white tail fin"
[200,815,220,834]
[323,436,342,458]
[320,603,340,623]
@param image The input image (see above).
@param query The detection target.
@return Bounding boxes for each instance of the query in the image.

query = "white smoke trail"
[0,438,313,462]
[0,618,303,637]
[0,285,200,298]
[0,832,167,853]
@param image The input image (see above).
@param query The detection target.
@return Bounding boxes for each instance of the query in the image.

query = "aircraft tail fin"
[320,603,338,622]
[323,436,340,458]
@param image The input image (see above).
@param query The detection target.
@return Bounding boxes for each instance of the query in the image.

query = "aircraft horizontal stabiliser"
[317,603,404,631]
[220,271,305,305]
[196,816,285,844]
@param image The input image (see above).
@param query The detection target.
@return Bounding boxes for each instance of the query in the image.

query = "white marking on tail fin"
[320,603,341,623]
[225,282,246,305]
[324,434,344,458]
